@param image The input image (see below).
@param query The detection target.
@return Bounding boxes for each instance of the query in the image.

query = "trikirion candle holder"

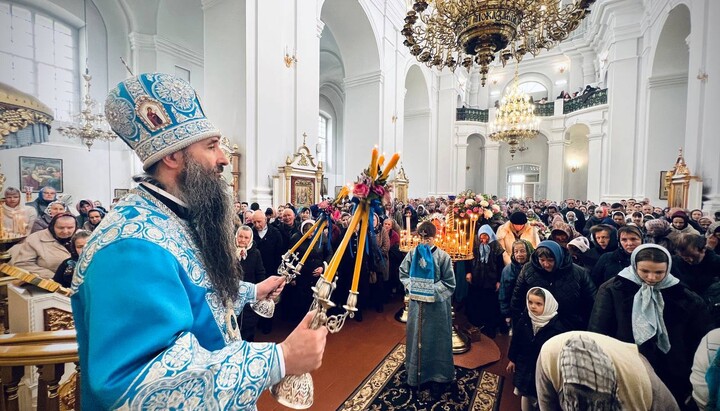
[269,147,400,409]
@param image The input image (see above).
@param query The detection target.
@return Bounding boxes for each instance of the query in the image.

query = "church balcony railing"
[456,107,489,122]
[562,88,608,114]
[534,102,555,117]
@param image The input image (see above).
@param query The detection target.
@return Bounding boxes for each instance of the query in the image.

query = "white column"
[568,52,584,95]
[344,71,383,181]
[546,140,567,201]
[203,0,249,199]
[604,37,640,201]
[454,133,469,192]
[128,32,157,74]
[484,141,500,195]
[586,133,604,203]
[582,50,598,86]
[436,73,458,195]
[692,0,720,213]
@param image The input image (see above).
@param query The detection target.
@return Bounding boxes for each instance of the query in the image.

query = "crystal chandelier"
[57,70,117,150]
[402,0,596,85]
[489,66,539,159]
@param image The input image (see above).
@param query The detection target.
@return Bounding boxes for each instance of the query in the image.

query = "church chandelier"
[488,64,539,159]
[401,0,596,86]
[57,70,117,150]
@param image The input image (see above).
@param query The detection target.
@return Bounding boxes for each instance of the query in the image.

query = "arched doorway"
[645,5,690,204]
[321,0,381,181]
[319,26,345,193]
[402,65,431,197]
[564,124,590,200]
[497,134,549,199]
[466,134,485,193]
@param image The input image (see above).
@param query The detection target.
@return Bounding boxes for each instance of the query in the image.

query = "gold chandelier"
[402,0,595,85]
[57,70,117,150]
[489,66,539,159]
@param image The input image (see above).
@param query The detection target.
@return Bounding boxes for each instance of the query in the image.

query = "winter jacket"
[510,241,597,330]
[671,250,720,297]
[591,247,632,288]
[508,311,567,396]
[589,276,710,405]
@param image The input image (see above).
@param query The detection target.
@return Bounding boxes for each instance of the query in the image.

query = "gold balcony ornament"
[489,65,540,159]
[402,0,596,85]
[57,69,117,150]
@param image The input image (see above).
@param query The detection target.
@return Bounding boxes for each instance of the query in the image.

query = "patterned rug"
[337,344,503,411]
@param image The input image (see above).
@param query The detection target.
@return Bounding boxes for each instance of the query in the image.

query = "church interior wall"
[1,0,719,212]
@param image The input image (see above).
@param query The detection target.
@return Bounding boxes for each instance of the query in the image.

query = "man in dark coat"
[672,233,720,297]
[250,210,284,276]
[510,240,597,330]
[277,207,301,252]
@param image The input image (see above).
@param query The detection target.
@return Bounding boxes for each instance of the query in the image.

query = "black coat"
[590,247,631,288]
[253,225,284,276]
[510,250,596,330]
[508,312,567,396]
[239,247,267,339]
[470,241,505,290]
[561,207,586,234]
[588,276,709,405]
[671,250,720,296]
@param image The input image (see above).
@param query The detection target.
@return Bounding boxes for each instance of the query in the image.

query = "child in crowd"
[507,287,567,411]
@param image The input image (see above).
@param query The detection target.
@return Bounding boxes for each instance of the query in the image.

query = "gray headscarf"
[560,334,621,411]
[617,244,679,353]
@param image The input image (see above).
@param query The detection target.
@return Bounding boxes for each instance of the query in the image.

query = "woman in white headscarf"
[589,244,710,407]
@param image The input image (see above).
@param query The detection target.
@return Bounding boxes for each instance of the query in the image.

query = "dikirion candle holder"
[269,147,400,409]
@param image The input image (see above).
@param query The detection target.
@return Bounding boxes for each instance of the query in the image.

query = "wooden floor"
[255,297,520,411]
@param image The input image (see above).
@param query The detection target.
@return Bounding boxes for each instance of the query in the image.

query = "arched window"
[507,164,541,200]
[318,113,332,169]
[0,2,78,121]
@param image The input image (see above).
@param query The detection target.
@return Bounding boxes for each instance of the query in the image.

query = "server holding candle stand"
[399,220,456,399]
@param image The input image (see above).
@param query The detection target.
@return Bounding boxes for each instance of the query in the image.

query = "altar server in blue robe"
[72,73,327,410]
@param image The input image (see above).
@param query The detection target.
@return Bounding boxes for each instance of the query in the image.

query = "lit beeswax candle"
[351,206,369,292]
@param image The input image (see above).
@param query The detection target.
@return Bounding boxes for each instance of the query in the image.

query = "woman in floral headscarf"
[589,244,710,407]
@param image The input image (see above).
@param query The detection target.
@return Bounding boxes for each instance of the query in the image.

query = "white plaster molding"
[404,108,432,119]
[648,74,688,89]
[344,70,384,89]
[201,0,225,11]
[156,36,204,67]
[587,133,605,141]
[547,140,569,147]
[128,32,156,51]
[317,19,325,38]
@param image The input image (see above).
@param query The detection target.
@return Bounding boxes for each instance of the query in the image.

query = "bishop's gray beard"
[178,153,242,303]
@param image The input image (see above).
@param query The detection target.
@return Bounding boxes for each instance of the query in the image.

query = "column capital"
[344,70,384,89]
[128,32,156,52]
[547,140,569,147]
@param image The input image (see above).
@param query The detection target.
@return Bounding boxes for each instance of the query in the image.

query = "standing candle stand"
[269,148,400,409]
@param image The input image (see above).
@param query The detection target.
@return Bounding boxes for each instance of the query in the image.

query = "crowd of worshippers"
[5,184,720,410]
[3,186,109,288]
[237,196,719,410]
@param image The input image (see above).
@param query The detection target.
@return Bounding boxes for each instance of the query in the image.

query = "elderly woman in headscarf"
[82,208,106,232]
[536,331,680,410]
[465,224,505,337]
[30,200,68,234]
[2,187,37,235]
[10,212,77,279]
[645,219,679,255]
[670,210,701,236]
[500,239,535,331]
[75,198,95,228]
[589,244,710,407]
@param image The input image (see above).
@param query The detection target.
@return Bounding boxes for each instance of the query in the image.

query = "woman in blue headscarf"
[589,244,710,408]
[466,224,505,337]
